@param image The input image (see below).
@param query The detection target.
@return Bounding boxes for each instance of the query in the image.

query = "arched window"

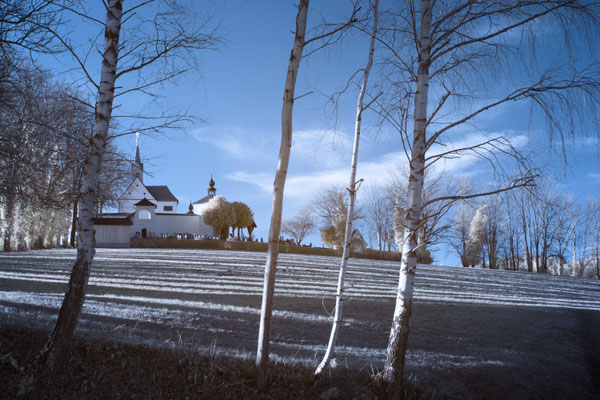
[139,209,151,220]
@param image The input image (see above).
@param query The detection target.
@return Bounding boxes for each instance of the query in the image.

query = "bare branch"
[424,175,538,207]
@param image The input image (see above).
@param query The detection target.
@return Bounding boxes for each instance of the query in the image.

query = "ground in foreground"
[0,325,423,400]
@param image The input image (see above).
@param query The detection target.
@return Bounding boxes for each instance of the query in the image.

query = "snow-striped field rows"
[1,248,600,398]
[2,248,599,309]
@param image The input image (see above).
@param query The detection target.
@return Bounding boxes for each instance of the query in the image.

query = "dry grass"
[0,324,424,400]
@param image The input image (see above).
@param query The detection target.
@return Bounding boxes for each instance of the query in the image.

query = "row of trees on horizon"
[282,174,600,279]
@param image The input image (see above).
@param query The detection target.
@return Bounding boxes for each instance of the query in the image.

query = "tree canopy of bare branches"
[282,209,316,246]
[376,0,600,394]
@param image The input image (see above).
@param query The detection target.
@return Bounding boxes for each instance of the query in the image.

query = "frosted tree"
[532,183,562,273]
[96,147,131,216]
[571,202,592,277]
[0,67,90,252]
[0,0,64,90]
[311,185,363,227]
[449,202,475,267]
[500,192,523,271]
[231,201,254,239]
[466,206,488,267]
[320,197,348,249]
[203,196,236,239]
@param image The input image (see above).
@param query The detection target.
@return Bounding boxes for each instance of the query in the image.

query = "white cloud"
[574,136,600,149]
[227,171,273,193]
[192,126,273,160]
[192,126,353,170]
[292,129,353,168]
[587,172,600,182]
[226,152,405,202]
[225,130,531,205]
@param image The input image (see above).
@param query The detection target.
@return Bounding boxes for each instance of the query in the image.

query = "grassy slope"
[1,248,599,399]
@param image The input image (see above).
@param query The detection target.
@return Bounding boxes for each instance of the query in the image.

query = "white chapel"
[94,136,217,246]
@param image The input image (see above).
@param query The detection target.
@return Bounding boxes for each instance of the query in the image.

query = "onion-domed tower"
[208,175,216,197]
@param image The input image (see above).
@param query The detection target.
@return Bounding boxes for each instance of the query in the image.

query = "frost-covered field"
[1,248,599,399]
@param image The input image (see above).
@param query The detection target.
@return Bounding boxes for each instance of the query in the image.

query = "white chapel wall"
[118,179,156,213]
[156,201,179,213]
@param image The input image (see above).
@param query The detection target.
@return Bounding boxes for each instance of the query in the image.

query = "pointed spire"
[135,132,141,164]
[131,132,144,183]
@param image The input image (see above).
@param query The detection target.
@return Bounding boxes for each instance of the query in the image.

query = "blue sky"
[42,1,600,265]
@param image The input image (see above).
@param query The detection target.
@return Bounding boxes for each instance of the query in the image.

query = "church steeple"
[135,135,141,165]
[131,132,144,182]
[208,175,216,196]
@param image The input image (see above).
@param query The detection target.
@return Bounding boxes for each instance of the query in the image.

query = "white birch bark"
[315,0,378,376]
[255,0,309,389]
[382,0,431,395]
[42,0,123,371]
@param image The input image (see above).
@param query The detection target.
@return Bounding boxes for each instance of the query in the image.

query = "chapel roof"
[99,212,132,217]
[93,217,133,226]
[193,195,214,205]
[146,185,178,203]
[134,198,157,207]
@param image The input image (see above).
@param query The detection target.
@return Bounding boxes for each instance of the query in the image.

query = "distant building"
[94,136,216,246]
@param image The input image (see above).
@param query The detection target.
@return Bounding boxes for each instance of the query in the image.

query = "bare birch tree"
[255,0,362,388]
[378,0,600,395]
[38,0,125,373]
[30,0,221,377]
[315,0,378,375]
[255,0,310,388]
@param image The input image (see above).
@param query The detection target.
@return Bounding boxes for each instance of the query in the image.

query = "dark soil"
[0,325,423,400]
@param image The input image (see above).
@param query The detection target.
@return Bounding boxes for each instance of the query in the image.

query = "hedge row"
[130,238,402,262]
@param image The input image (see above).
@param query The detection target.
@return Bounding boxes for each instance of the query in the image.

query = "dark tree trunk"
[3,193,15,252]
[70,200,78,248]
